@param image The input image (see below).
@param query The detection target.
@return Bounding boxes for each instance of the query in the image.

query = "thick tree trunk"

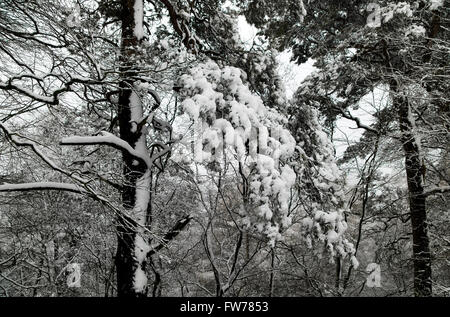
[115,0,150,297]
[391,81,432,297]
[116,215,142,297]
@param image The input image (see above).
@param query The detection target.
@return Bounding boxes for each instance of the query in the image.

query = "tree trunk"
[115,0,150,297]
[268,248,275,297]
[116,216,142,297]
[335,256,341,291]
[392,81,432,297]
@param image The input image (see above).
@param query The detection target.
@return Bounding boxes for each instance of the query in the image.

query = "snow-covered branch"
[0,123,78,178]
[0,182,87,194]
[0,75,107,105]
[424,185,450,197]
[60,131,151,169]
[0,123,123,207]
[0,81,57,104]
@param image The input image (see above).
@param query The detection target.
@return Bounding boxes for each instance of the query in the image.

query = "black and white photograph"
[0,0,448,304]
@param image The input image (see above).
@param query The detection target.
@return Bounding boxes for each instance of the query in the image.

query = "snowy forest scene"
[0,0,449,298]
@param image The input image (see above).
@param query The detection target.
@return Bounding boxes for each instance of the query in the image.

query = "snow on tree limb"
[0,81,56,104]
[424,185,450,197]
[0,123,85,183]
[0,74,108,106]
[60,131,151,169]
[0,182,87,194]
[175,59,297,246]
[0,124,126,211]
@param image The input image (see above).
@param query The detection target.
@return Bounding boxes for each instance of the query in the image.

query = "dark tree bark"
[115,0,148,298]
[115,216,142,297]
[391,80,432,297]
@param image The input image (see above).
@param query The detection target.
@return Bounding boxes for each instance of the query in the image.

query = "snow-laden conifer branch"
[175,60,298,247]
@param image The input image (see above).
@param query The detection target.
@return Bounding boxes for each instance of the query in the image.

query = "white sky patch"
[277,51,316,99]
[333,85,389,159]
[66,263,81,288]
[366,263,382,287]
[333,108,373,159]
[237,15,316,100]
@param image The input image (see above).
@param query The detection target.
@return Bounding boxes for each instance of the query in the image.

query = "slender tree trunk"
[391,81,432,297]
[268,248,275,297]
[115,0,150,297]
[335,257,341,291]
